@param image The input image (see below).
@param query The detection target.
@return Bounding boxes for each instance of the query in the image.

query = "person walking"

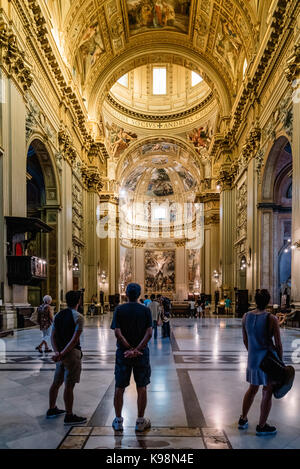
[149,294,160,340]
[225,296,232,315]
[238,289,283,436]
[161,297,171,338]
[46,290,87,425]
[111,283,153,432]
[35,295,54,353]
[189,298,196,318]
[196,298,202,318]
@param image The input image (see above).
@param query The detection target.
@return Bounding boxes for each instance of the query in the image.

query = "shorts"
[41,327,51,339]
[115,347,151,389]
[53,348,82,386]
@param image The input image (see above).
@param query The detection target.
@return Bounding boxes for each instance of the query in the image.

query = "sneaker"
[46,407,66,419]
[112,417,124,432]
[256,423,277,436]
[135,417,151,432]
[64,414,87,426]
[238,416,248,429]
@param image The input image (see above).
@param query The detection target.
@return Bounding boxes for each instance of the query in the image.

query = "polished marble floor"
[1,315,300,449]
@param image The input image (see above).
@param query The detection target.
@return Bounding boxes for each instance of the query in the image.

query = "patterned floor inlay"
[58,427,231,450]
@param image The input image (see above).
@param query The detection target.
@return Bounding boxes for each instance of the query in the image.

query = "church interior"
[1,0,300,451]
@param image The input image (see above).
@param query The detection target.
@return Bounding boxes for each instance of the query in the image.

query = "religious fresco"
[74,22,105,82]
[147,168,174,197]
[105,122,137,158]
[145,250,175,293]
[119,246,133,287]
[126,0,191,35]
[187,124,212,154]
[141,141,179,155]
[152,156,169,165]
[173,162,195,191]
[124,166,145,191]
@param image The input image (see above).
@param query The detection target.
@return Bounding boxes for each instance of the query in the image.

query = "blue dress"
[244,311,277,386]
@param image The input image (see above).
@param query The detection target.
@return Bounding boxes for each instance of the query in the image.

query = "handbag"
[259,313,295,398]
[30,307,39,325]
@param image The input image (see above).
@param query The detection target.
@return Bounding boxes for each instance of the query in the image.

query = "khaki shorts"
[53,349,82,386]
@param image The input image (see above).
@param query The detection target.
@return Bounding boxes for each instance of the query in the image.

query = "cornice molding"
[106,91,214,123]
[0,18,33,92]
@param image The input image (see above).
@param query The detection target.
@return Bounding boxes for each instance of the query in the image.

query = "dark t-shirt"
[111,302,153,350]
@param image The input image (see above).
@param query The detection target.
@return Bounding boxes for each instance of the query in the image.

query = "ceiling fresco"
[126,0,191,35]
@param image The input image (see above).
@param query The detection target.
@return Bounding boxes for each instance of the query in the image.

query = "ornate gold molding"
[106,91,214,123]
[285,44,300,82]
[81,164,103,193]
[131,239,146,248]
[175,239,187,248]
[0,20,33,91]
[58,130,77,166]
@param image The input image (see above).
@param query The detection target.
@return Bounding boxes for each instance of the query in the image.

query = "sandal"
[35,346,43,353]
[45,348,53,353]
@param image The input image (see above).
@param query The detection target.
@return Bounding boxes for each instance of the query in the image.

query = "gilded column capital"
[58,130,77,166]
[0,20,33,91]
[285,44,300,83]
[218,169,234,191]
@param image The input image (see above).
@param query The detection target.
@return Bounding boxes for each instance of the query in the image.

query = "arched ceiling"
[116,136,203,184]
[47,0,260,119]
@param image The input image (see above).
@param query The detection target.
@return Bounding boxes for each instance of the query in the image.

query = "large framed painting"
[144,250,175,294]
[125,0,191,35]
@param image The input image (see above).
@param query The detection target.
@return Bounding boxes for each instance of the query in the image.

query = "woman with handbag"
[35,295,54,353]
[238,289,283,436]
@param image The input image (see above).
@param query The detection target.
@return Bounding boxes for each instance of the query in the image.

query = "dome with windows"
[108,64,212,117]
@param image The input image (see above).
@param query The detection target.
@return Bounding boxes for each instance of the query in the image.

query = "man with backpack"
[46,290,87,426]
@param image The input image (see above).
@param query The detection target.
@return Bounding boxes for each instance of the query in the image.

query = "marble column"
[0,74,28,329]
[287,43,300,306]
[220,185,234,298]
[246,158,258,304]
[84,190,101,304]
[60,159,73,302]
[291,76,300,305]
[134,246,145,296]
[175,244,187,300]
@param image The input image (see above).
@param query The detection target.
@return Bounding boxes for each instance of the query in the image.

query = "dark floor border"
[176,369,207,428]
[88,379,116,426]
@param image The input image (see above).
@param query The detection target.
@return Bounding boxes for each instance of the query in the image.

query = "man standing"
[111,283,153,432]
[46,290,87,425]
[149,294,160,339]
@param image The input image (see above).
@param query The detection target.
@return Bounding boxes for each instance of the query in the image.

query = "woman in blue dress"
[238,289,283,436]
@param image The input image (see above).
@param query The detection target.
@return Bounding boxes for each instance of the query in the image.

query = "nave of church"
[1,0,300,452]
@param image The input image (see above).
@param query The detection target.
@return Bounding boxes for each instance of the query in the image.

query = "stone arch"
[261,135,291,202]
[27,136,61,208]
[26,137,61,307]
[87,44,232,119]
[259,136,292,303]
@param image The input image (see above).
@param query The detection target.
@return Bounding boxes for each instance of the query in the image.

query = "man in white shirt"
[149,294,160,339]
[189,299,196,318]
